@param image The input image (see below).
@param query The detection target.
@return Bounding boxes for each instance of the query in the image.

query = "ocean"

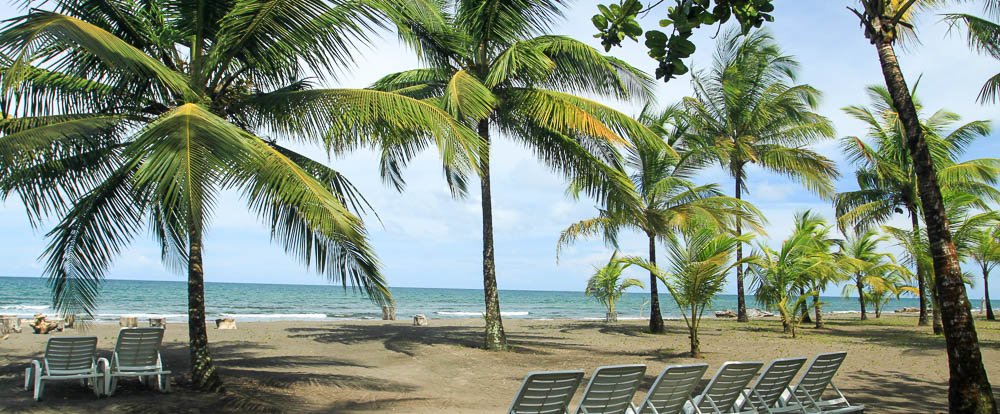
[0,276,994,322]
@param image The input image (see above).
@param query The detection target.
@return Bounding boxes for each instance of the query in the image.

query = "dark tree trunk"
[875,39,996,414]
[734,176,748,323]
[909,210,930,327]
[188,224,223,392]
[800,287,812,324]
[857,274,868,321]
[933,281,944,335]
[648,235,665,334]
[478,119,507,351]
[985,268,995,321]
[814,294,823,329]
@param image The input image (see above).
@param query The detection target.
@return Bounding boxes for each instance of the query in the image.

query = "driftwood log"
[0,315,20,337]
[215,318,237,330]
[412,314,428,326]
[382,306,396,321]
[120,316,139,328]
[149,317,167,328]
[31,314,61,334]
[63,314,76,329]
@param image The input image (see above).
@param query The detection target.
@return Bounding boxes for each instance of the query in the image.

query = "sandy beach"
[1,316,997,413]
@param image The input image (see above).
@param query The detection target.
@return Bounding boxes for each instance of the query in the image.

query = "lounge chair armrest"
[97,357,110,373]
[25,360,42,390]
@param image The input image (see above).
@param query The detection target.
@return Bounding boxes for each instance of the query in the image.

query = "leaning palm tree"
[361,0,659,349]
[683,28,837,323]
[585,252,645,323]
[0,0,481,390]
[839,230,909,320]
[835,84,998,328]
[558,104,762,334]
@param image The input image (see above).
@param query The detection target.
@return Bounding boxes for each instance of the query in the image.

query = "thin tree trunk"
[814,294,823,329]
[478,119,506,351]
[800,287,812,324]
[933,281,944,335]
[909,210,930,327]
[985,268,995,321]
[734,175,748,323]
[689,326,700,358]
[857,274,868,321]
[648,234,665,334]
[876,39,996,414]
[188,224,223,392]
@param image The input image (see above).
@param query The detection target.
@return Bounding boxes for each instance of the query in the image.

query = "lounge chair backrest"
[638,363,708,414]
[113,328,165,371]
[576,364,646,414]
[509,370,585,414]
[792,352,846,402]
[44,336,97,375]
[745,358,806,411]
[696,361,763,413]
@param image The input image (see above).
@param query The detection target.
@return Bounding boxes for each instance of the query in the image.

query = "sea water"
[0,276,993,322]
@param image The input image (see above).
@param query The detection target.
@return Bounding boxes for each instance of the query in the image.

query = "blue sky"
[0,1,998,299]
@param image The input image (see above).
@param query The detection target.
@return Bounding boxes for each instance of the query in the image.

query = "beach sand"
[1,316,997,413]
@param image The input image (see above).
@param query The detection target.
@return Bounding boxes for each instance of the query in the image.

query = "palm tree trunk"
[908,210,930,326]
[689,314,700,358]
[814,295,823,329]
[932,282,944,335]
[800,287,812,324]
[876,38,996,414]
[188,223,223,392]
[478,119,507,351]
[857,274,868,321]
[648,234,665,334]
[734,175,748,323]
[985,267,995,321]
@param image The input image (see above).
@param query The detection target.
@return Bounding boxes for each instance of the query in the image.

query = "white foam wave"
[220,313,327,319]
[95,313,187,319]
[435,311,529,317]
[0,305,49,311]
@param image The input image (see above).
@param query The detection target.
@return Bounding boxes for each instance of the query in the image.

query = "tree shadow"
[839,370,948,413]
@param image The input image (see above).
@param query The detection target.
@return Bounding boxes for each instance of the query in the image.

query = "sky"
[0,0,998,299]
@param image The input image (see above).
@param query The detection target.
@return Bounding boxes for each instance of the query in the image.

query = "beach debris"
[382,305,397,321]
[747,308,775,318]
[30,314,62,334]
[120,316,139,328]
[714,310,738,318]
[216,318,237,330]
[1,314,21,336]
[412,314,428,326]
[149,317,167,328]
[894,307,920,313]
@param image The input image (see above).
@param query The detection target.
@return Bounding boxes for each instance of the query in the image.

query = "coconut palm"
[363,0,660,350]
[944,5,1000,104]
[835,84,998,328]
[683,28,838,323]
[849,0,997,409]
[585,252,645,323]
[838,230,909,320]
[0,0,482,390]
[969,225,1000,320]
[557,104,762,334]
[658,229,745,357]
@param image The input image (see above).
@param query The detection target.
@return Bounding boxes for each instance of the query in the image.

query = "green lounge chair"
[690,361,763,413]
[575,364,647,414]
[780,352,864,413]
[736,357,808,413]
[509,370,586,414]
[633,363,709,414]
[99,327,171,396]
[24,336,102,401]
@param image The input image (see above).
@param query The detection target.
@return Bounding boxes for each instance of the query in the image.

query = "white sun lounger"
[99,327,171,396]
[780,352,864,413]
[575,364,647,414]
[632,363,709,414]
[735,357,807,413]
[687,361,763,413]
[24,336,102,401]
[509,370,586,414]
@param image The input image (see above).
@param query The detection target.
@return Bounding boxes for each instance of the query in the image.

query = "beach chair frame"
[575,364,647,414]
[634,363,708,414]
[779,352,864,413]
[690,361,763,414]
[509,370,586,414]
[737,357,807,414]
[23,336,102,401]
[99,327,171,396]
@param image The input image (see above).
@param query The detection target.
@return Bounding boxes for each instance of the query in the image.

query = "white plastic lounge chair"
[780,352,864,413]
[99,327,171,396]
[633,363,709,414]
[24,336,102,401]
[575,364,647,414]
[688,361,763,413]
[735,357,807,413]
[509,370,586,414]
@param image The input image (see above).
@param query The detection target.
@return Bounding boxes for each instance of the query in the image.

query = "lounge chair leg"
[33,376,43,401]
[24,367,31,390]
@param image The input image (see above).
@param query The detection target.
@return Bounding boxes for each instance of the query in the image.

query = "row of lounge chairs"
[24,327,171,401]
[508,351,863,414]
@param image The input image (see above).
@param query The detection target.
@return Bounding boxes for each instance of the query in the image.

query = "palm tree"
[558,105,762,334]
[364,0,662,350]
[658,229,745,357]
[835,84,998,329]
[0,0,481,390]
[944,5,1000,103]
[969,225,1000,320]
[683,28,837,323]
[849,1,997,410]
[838,230,909,320]
[585,252,645,323]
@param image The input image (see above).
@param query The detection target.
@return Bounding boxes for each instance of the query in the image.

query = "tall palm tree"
[363,0,658,350]
[969,225,1000,320]
[683,28,837,323]
[835,85,998,328]
[849,1,997,410]
[838,230,908,320]
[557,104,763,334]
[0,0,481,390]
